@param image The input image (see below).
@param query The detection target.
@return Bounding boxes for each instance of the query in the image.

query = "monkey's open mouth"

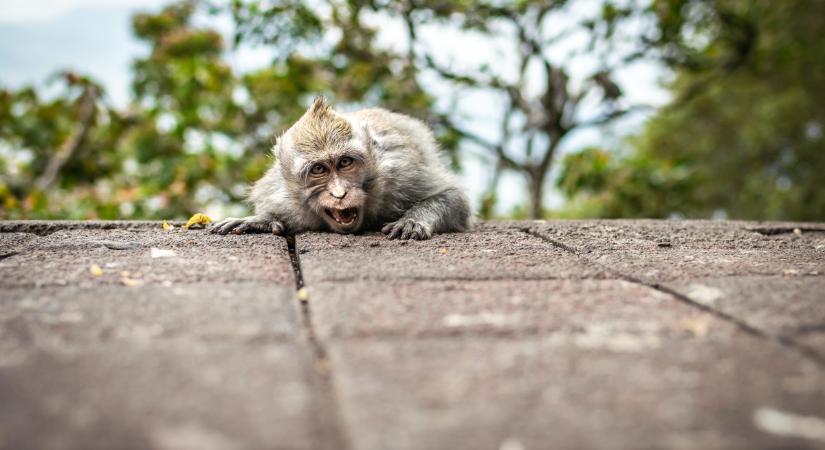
[326,207,358,226]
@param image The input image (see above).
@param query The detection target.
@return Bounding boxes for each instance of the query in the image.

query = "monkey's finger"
[208,221,225,234]
[217,219,245,235]
[232,222,252,234]
[209,218,233,233]
[411,223,426,240]
[381,223,394,234]
[400,221,417,240]
[270,221,284,235]
[387,224,403,240]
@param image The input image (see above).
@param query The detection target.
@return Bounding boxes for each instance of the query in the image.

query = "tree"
[0,0,441,219]
[0,72,137,219]
[390,0,648,219]
[558,0,825,220]
[191,0,653,219]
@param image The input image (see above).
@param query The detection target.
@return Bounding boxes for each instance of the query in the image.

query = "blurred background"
[1,0,823,221]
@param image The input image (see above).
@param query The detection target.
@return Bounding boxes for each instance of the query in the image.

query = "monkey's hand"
[209,215,285,235]
[381,218,433,240]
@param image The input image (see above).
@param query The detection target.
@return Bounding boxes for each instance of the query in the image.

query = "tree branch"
[35,81,99,191]
[576,104,651,128]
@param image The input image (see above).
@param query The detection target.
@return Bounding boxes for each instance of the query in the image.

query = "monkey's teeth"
[327,208,358,225]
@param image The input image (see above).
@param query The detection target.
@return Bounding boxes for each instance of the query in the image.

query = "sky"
[0,0,671,215]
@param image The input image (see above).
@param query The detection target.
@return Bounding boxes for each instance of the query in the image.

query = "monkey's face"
[303,155,370,233]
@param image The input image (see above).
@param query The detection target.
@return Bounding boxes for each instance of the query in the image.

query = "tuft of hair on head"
[290,95,353,156]
[308,95,332,117]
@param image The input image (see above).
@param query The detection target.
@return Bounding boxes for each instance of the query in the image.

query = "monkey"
[209,97,471,240]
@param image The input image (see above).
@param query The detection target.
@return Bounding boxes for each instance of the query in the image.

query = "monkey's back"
[345,108,462,224]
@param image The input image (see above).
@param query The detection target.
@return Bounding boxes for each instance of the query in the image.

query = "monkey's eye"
[338,157,354,168]
[310,164,327,175]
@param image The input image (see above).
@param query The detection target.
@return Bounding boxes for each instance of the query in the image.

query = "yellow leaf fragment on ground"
[89,264,103,277]
[439,247,448,255]
[162,220,173,230]
[121,277,142,287]
[679,317,711,337]
[183,213,212,229]
[296,287,309,302]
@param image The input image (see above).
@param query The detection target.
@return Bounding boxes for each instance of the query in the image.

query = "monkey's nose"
[330,190,347,199]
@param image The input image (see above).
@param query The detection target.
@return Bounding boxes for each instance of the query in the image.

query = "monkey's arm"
[210,166,292,235]
[209,213,285,235]
[381,187,470,240]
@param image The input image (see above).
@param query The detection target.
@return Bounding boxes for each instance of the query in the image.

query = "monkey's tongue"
[330,208,357,224]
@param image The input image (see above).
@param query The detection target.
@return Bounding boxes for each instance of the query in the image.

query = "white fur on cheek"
[292,155,307,175]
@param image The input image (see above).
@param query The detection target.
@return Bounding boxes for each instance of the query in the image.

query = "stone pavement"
[1,220,824,450]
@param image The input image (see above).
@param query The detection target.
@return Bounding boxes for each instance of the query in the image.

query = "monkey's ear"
[357,122,381,151]
[308,95,331,117]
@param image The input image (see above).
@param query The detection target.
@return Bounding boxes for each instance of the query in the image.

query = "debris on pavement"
[150,247,176,258]
[753,407,825,443]
[89,264,103,276]
[183,213,212,229]
[93,240,141,250]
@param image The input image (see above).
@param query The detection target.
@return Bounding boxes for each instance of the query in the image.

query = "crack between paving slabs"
[285,234,352,450]
[522,228,825,367]
[0,252,19,261]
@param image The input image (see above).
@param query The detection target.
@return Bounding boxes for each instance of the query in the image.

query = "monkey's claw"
[381,219,432,240]
[209,216,284,235]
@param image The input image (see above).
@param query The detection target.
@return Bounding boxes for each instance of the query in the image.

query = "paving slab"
[297,228,609,283]
[0,283,298,362]
[665,276,825,358]
[527,219,825,280]
[0,220,185,235]
[0,222,329,449]
[525,220,825,360]
[0,227,293,287]
[0,342,325,450]
[308,279,716,339]
[329,337,825,450]
[300,221,825,449]
[3,220,825,450]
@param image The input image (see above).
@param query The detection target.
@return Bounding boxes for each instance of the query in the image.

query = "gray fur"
[211,99,471,240]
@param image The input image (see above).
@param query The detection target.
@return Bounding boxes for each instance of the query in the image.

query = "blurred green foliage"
[1,0,824,221]
[0,0,436,219]
[558,0,825,220]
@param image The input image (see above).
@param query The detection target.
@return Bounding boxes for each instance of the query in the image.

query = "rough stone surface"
[0,283,298,358]
[0,223,322,450]
[528,219,825,280]
[0,343,325,450]
[2,220,825,450]
[298,228,609,283]
[0,228,293,287]
[665,276,825,358]
[309,279,712,339]
[330,337,825,450]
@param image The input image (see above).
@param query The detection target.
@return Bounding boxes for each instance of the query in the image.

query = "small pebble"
[151,248,176,258]
[93,240,141,250]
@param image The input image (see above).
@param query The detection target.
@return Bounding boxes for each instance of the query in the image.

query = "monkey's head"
[277,97,378,233]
